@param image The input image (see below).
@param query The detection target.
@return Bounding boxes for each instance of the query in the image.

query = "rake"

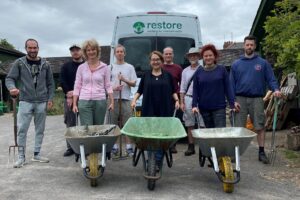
[268,97,280,166]
[8,97,24,164]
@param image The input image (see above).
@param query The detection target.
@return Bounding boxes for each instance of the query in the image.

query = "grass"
[47,90,65,116]
[282,149,300,160]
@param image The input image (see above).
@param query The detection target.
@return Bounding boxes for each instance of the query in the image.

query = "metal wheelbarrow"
[121,117,186,191]
[65,124,120,187]
[192,114,256,193]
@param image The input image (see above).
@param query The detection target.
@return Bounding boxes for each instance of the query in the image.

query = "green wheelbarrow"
[121,117,187,191]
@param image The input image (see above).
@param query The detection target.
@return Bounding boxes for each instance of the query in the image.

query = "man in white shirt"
[110,44,137,156]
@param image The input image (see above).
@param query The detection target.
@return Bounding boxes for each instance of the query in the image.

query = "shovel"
[268,97,280,166]
[8,96,24,163]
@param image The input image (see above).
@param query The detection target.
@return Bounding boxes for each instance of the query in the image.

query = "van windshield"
[119,37,195,76]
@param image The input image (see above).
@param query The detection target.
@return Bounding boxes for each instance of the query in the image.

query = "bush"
[47,90,65,115]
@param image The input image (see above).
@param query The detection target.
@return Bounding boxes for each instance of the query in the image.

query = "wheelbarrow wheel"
[88,153,99,187]
[219,156,234,193]
[147,152,156,191]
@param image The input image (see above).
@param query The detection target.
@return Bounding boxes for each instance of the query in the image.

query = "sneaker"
[63,149,74,157]
[111,148,119,157]
[13,157,25,168]
[126,148,134,157]
[31,155,49,163]
[259,152,269,164]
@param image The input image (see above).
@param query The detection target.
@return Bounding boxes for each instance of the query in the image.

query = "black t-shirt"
[26,57,41,87]
[26,57,41,66]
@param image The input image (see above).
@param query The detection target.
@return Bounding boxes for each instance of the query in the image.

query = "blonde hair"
[82,39,101,59]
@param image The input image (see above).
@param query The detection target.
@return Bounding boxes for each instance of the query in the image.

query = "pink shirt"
[73,61,113,100]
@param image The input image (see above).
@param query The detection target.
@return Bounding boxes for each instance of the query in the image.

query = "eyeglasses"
[150,58,161,62]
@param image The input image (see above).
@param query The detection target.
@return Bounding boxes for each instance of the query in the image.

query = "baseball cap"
[69,44,81,51]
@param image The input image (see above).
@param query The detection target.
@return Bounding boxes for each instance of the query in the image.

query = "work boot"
[63,148,74,157]
[13,156,25,168]
[184,144,195,156]
[258,152,269,164]
[170,145,178,154]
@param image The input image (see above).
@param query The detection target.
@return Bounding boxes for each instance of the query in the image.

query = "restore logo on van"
[133,22,145,34]
[133,21,183,34]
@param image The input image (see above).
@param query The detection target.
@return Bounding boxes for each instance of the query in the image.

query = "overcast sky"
[0,0,261,57]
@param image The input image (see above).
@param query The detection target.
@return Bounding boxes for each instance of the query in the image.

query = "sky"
[0,0,261,57]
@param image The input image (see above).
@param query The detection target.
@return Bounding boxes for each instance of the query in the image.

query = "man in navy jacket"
[230,35,281,164]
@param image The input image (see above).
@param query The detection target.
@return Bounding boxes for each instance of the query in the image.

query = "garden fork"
[268,97,280,166]
[8,97,24,164]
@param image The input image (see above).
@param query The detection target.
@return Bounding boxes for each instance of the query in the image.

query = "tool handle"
[272,97,280,130]
[12,97,18,146]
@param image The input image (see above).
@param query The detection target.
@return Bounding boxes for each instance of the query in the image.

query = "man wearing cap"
[180,47,205,156]
[162,46,182,154]
[60,44,84,156]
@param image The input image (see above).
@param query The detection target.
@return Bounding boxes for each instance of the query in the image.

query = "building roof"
[218,48,244,67]
[0,46,111,76]
[0,46,25,57]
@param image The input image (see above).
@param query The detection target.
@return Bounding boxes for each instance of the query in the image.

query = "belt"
[186,94,192,97]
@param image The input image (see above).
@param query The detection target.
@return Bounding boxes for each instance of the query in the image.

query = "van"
[110,11,203,76]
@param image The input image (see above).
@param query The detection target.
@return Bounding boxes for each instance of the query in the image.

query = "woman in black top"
[131,51,180,169]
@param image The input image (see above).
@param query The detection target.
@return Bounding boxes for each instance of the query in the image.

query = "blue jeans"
[200,108,226,128]
[17,101,47,157]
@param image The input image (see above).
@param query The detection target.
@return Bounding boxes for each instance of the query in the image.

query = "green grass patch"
[282,149,300,160]
[47,90,65,116]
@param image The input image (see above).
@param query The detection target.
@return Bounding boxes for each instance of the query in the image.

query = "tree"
[0,38,15,50]
[263,0,300,77]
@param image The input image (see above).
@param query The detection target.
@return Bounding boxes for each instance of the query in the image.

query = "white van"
[110,11,203,75]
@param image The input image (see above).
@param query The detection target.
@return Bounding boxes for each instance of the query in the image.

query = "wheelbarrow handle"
[230,109,235,127]
[173,108,178,117]
[106,109,112,124]
[195,112,202,129]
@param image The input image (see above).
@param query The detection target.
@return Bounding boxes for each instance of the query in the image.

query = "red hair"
[200,44,219,59]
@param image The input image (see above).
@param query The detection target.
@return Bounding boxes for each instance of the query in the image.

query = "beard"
[245,49,254,56]
[27,52,38,59]
[189,60,198,65]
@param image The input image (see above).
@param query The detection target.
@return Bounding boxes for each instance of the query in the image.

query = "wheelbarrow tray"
[65,125,120,155]
[121,117,186,151]
[192,127,256,157]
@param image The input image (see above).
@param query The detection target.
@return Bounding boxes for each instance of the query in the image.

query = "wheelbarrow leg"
[101,144,106,168]
[79,144,86,168]
[235,146,240,172]
[210,147,219,173]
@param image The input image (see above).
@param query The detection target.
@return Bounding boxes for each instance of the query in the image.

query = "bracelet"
[175,99,179,101]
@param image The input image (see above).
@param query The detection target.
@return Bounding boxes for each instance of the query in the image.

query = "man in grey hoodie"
[6,38,55,168]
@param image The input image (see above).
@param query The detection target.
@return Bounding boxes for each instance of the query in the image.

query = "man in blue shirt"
[230,35,281,164]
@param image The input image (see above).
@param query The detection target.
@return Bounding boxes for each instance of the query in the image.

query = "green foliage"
[263,0,300,77]
[47,90,65,116]
[0,38,15,50]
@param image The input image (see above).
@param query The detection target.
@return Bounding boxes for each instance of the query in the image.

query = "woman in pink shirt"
[73,39,114,125]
